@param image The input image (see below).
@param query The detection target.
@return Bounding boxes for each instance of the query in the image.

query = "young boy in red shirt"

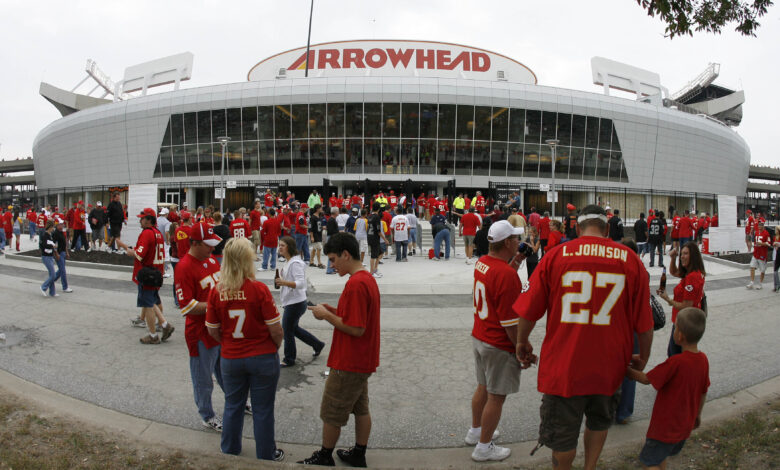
[627,307,709,469]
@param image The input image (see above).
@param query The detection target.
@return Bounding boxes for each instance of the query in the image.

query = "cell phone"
[307,300,315,306]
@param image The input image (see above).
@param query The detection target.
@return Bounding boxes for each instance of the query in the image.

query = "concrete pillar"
[185,187,196,211]
[645,194,652,213]
[57,193,64,212]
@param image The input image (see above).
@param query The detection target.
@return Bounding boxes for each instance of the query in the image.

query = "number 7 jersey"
[513,235,653,397]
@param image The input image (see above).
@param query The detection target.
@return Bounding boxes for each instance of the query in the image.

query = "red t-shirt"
[261,215,282,248]
[427,197,437,211]
[132,227,165,289]
[472,255,522,353]
[474,196,486,214]
[65,208,75,226]
[229,218,250,239]
[464,197,471,210]
[329,196,338,208]
[547,230,563,250]
[745,216,755,235]
[174,225,192,258]
[678,216,693,238]
[388,195,397,208]
[417,196,427,208]
[26,209,35,223]
[205,279,281,359]
[72,209,86,230]
[37,213,48,228]
[513,236,653,397]
[2,212,12,231]
[294,211,308,235]
[753,229,770,261]
[351,195,362,207]
[646,351,710,443]
[672,271,705,323]
[710,215,718,227]
[175,253,221,356]
[671,216,681,238]
[249,210,262,231]
[167,210,180,224]
[539,217,551,240]
[327,270,381,373]
[698,217,707,231]
[461,213,481,236]
[381,211,392,235]
[264,193,274,207]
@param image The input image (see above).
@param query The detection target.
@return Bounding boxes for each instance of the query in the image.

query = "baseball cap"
[189,222,221,246]
[137,208,156,218]
[566,203,576,211]
[159,207,169,215]
[487,220,524,242]
[55,217,65,225]
[180,210,192,220]
[78,200,83,205]
[96,201,102,206]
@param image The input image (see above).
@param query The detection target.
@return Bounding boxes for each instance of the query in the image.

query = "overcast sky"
[1,0,778,167]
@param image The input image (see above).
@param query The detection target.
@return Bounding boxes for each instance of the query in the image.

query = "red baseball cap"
[137,208,156,218]
[566,203,576,211]
[180,210,192,220]
[189,222,221,246]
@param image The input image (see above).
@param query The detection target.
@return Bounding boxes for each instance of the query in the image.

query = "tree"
[635,0,773,38]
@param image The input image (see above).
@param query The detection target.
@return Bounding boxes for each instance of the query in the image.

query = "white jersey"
[391,214,410,242]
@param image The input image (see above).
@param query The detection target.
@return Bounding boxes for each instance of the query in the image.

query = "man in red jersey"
[514,204,653,470]
[259,208,282,271]
[350,193,363,211]
[337,193,345,210]
[745,210,756,252]
[460,207,482,263]
[229,210,250,239]
[300,233,380,467]
[26,207,37,240]
[36,209,48,235]
[329,192,338,210]
[175,222,225,431]
[467,220,526,462]
[747,221,771,290]
[249,200,263,254]
[117,208,174,344]
[671,211,681,252]
[678,210,694,247]
[427,194,437,220]
[263,189,274,209]
[416,193,427,219]
[70,201,88,251]
[388,190,397,211]
[474,191,487,215]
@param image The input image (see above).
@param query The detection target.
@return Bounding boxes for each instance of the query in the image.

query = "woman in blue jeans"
[275,236,325,367]
[206,238,285,461]
[39,220,58,297]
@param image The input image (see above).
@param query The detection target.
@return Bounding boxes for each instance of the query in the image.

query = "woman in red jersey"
[546,219,564,251]
[206,238,284,462]
[658,241,705,357]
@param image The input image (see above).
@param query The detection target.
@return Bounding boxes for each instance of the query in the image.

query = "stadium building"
[33,40,750,216]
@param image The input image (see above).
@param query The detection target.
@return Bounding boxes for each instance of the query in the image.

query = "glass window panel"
[327,103,345,138]
[153,152,162,178]
[257,106,274,140]
[364,139,381,173]
[171,114,184,146]
[309,104,326,138]
[525,110,541,143]
[538,144,552,179]
[490,141,507,177]
[455,140,472,175]
[507,142,523,176]
[401,103,419,139]
[554,146,571,179]
[197,111,211,144]
[491,107,509,142]
[599,119,613,151]
[346,103,364,138]
[382,139,400,174]
[557,113,572,147]
[585,116,599,148]
[186,144,200,177]
[172,145,186,177]
[523,143,540,178]
[419,140,436,175]
[211,109,226,142]
[158,147,173,177]
[571,115,586,148]
[437,140,455,175]
[382,103,400,138]
[226,108,242,141]
[275,140,291,173]
[472,141,490,176]
[198,143,214,175]
[183,112,197,145]
[611,125,621,152]
[401,139,418,174]
[508,108,525,142]
[291,139,309,174]
[474,106,492,141]
[595,150,610,180]
[243,141,259,174]
[569,147,584,180]
[438,104,456,139]
[608,150,622,181]
[542,111,557,143]
[227,141,243,175]
[291,104,308,139]
[420,103,437,139]
[582,148,597,180]
[364,103,381,138]
[274,106,291,140]
[259,140,275,173]
[161,117,172,147]
[619,156,629,182]
[345,139,362,174]
[326,139,344,173]
[456,105,474,140]
[241,107,258,141]
[311,139,327,173]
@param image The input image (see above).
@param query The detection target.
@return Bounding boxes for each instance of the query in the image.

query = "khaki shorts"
[463,235,475,247]
[358,238,368,254]
[750,257,767,273]
[472,337,521,396]
[538,392,619,452]
[320,369,371,427]
[311,241,323,251]
[252,230,261,247]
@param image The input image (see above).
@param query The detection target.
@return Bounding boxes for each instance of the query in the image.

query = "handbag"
[137,266,163,288]
[650,294,666,331]
[700,292,708,315]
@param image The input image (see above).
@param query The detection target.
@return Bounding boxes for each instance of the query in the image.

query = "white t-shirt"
[336,213,350,230]
[406,213,418,229]
[391,214,410,242]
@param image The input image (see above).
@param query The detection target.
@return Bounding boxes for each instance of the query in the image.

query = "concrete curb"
[702,254,751,271]
[1,367,778,469]
[4,252,133,272]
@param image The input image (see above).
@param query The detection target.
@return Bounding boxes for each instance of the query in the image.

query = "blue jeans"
[53,251,68,290]
[434,229,450,259]
[262,246,277,270]
[282,300,324,364]
[220,353,280,460]
[617,333,640,422]
[648,242,664,267]
[395,240,408,261]
[678,237,691,247]
[41,256,56,295]
[170,261,179,307]
[637,242,648,256]
[0,230,5,250]
[293,233,310,262]
[189,340,224,421]
[409,228,417,247]
[29,222,37,240]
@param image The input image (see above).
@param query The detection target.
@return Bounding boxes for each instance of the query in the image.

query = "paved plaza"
[1,232,779,467]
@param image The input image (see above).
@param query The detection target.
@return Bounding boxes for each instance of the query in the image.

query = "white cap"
[487,220,524,242]
[159,207,169,215]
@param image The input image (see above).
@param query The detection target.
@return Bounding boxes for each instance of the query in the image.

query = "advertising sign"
[125,184,158,245]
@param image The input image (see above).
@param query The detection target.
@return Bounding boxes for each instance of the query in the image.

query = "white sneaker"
[746,282,754,290]
[465,428,500,445]
[372,272,383,278]
[257,267,265,272]
[201,416,223,432]
[40,288,49,297]
[471,442,511,462]
[163,273,172,278]
[465,258,472,264]
[755,283,763,290]
[63,288,73,293]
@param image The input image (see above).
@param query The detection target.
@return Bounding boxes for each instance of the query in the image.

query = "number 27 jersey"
[472,255,522,353]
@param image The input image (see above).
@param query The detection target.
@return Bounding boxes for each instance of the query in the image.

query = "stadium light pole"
[217,136,231,214]
[304,0,314,77]
[545,139,559,219]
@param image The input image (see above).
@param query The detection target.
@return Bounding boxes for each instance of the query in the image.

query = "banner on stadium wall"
[125,184,159,245]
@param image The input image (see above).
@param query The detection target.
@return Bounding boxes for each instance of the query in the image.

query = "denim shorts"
[639,438,686,466]
[136,283,161,308]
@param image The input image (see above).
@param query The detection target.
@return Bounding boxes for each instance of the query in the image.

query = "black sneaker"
[336,447,367,467]
[273,448,285,462]
[297,449,335,466]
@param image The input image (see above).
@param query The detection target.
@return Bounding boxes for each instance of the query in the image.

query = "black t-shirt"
[474,228,489,257]
[326,216,338,236]
[367,213,382,238]
[212,223,231,256]
[52,229,67,253]
[565,215,578,239]
[608,216,624,241]
[310,214,323,242]
[648,218,664,244]
[634,219,648,243]
[89,208,106,229]
[106,201,124,224]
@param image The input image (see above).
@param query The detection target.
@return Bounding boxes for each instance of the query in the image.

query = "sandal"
[317,264,325,269]
[309,263,316,267]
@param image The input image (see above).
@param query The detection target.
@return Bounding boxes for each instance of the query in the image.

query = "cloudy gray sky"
[1,0,778,166]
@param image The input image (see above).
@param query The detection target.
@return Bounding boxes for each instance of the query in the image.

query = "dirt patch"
[17,249,134,267]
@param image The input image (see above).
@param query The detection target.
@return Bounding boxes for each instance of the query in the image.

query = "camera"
[517,242,534,258]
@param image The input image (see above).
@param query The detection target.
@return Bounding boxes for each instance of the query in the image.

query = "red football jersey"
[539,217,551,240]
[132,227,165,289]
[261,215,282,248]
[329,196,338,208]
[205,278,281,359]
[264,193,274,207]
[327,270,381,373]
[753,229,770,261]
[745,216,755,235]
[26,209,35,222]
[351,195,362,207]
[175,253,221,357]
[461,213,481,236]
[174,225,192,258]
[671,216,681,238]
[678,217,693,238]
[646,351,710,443]
[472,255,522,353]
[417,196,427,208]
[671,271,705,323]
[36,213,47,228]
[229,218,250,239]
[474,196,486,213]
[427,197,437,211]
[249,209,262,231]
[513,235,652,397]
[547,231,563,250]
